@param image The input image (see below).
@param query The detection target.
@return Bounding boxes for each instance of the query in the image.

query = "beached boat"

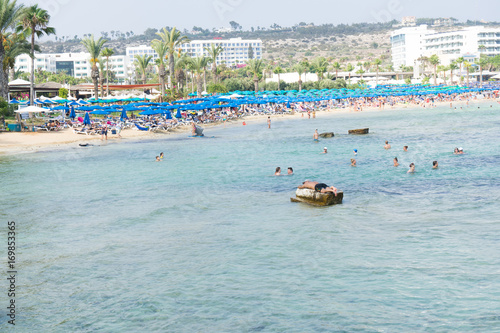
[290,188,343,206]
[348,128,369,135]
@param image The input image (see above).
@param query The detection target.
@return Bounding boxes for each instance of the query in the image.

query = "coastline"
[0,98,497,156]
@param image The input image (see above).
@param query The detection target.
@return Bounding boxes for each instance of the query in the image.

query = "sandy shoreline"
[1,98,496,156]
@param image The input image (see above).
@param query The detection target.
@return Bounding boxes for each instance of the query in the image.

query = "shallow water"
[1,101,500,332]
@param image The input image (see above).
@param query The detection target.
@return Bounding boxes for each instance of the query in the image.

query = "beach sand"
[1,98,495,156]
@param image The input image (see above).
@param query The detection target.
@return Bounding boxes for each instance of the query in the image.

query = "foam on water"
[1,102,500,331]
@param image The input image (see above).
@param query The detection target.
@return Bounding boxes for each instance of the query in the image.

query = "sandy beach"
[1,98,496,156]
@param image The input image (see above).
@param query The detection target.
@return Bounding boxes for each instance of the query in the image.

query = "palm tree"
[2,32,35,82]
[150,40,168,100]
[81,35,107,98]
[456,57,464,84]
[134,54,152,84]
[155,27,190,93]
[205,44,224,84]
[346,63,354,83]
[373,58,382,85]
[98,57,105,97]
[417,56,429,75]
[189,56,209,97]
[331,61,341,79]
[0,0,25,99]
[449,62,458,84]
[294,64,305,91]
[312,57,328,80]
[429,54,440,85]
[478,56,489,87]
[246,59,264,93]
[464,61,471,86]
[356,68,365,80]
[17,4,55,105]
[273,66,284,90]
[101,47,114,96]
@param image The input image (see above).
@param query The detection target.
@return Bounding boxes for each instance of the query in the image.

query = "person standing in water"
[408,163,415,173]
[267,117,271,129]
[393,157,399,167]
[432,161,438,169]
[274,167,281,176]
[313,129,319,142]
[351,159,357,167]
[287,167,294,175]
[384,141,391,149]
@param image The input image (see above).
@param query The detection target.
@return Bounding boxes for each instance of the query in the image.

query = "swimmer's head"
[354,149,358,153]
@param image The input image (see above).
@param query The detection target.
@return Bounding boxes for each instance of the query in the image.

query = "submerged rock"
[348,128,369,135]
[319,132,335,138]
[291,188,343,206]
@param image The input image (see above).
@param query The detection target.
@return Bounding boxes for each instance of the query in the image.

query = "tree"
[246,59,264,93]
[456,57,464,84]
[81,35,107,98]
[205,44,224,84]
[331,61,341,79]
[273,66,284,91]
[229,21,241,31]
[101,47,114,96]
[478,56,488,87]
[463,61,471,86]
[155,27,190,93]
[17,4,55,105]
[356,68,365,79]
[151,40,168,100]
[0,0,25,99]
[449,61,458,84]
[294,63,305,91]
[3,32,35,81]
[346,63,354,83]
[189,56,209,97]
[134,54,152,84]
[312,57,328,80]
[429,54,440,85]
[98,57,105,97]
[247,44,254,60]
[373,58,382,85]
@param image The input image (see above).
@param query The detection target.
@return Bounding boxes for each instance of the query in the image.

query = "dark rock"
[319,132,334,138]
[348,128,369,135]
[291,188,343,206]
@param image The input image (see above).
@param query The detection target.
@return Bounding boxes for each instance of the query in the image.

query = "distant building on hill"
[401,16,416,27]
[126,37,263,67]
[391,25,500,73]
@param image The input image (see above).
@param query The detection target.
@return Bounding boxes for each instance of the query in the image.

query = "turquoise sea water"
[1,101,500,332]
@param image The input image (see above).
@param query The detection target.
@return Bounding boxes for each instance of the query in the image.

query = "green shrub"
[58,87,69,98]
[207,83,228,94]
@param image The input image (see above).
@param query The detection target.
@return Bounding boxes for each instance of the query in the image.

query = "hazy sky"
[18,0,499,38]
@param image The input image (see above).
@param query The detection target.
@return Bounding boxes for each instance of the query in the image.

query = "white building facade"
[392,25,500,70]
[126,37,263,68]
[14,52,129,82]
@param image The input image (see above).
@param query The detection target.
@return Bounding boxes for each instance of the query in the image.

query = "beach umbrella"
[175,109,182,118]
[8,98,21,104]
[83,112,91,125]
[69,106,76,119]
[15,105,50,113]
[89,110,111,115]
[121,109,129,120]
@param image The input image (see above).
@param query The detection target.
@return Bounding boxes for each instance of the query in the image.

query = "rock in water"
[348,128,369,135]
[291,188,343,206]
[319,132,334,138]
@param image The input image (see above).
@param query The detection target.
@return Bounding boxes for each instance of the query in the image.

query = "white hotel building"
[126,37,263,67]
[14,52,128,82]
[391,25,500,71]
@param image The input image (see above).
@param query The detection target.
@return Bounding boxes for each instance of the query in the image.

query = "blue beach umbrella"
[69,106,76,119]
[83,112,91,125]
[175,109,182,118]
[121,109,129,120]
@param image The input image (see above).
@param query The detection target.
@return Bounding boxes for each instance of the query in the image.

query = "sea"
[1,101,499,332]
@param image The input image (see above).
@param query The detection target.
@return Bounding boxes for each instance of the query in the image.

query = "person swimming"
[353,149,358,155]
[160,152,164,159]
[403,146,408,152]
[287,167,293,175]
[393,157,399,167]
[384,141,391,149]
[274,167,281,176]
[321,147,328,154]
[408,163,415,173]
[351,158,356,167]
[156,156,161,162]
[432,161,438,169]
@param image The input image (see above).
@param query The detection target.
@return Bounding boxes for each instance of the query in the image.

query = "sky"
[18,0,499,39]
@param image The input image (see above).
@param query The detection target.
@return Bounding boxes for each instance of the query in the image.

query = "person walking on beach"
[101,125,108,141]
[267,117,271,129]
[115,121,122,138]
[384,141,391,149]
[313,129,319,142]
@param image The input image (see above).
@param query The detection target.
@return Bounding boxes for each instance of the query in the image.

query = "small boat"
[291,188,343,206]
